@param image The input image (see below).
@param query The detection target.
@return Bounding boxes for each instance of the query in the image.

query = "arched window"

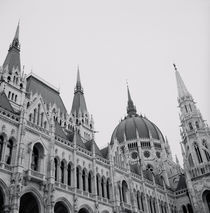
[149,197,153,213]
[141,193,144,211]
[182,205,187,213]
[106,179,110,199]
[96,174,100,196]
[14,95,17,102]
[76,167,80,189]
[137,191,141,210]
[60,160,65,183]
[187,204,193,213]
[37,104,40,125]
[5,139,13,164]
[31,146,39,171]
[188,154,194,167]
[189,122,193,130]
[54,158,58,181]
[31,143,44,172]
[122,180,128,203]
[189,104,192,112]
[88,172,92,193]
[0,136,4,161]
[82,169,86,191]
[67,163,71,186]
[101,177,105,197]
[204,150,210,162]
[195,121,199,129]
[185,105,188,113]
[8,91,11,99]
[194,143,203,163]
[33,109,37,123]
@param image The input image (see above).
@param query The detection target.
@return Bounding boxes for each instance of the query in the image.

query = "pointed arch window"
[67,163,71,186]
[60,160,65,183]
[194,143,203,163]
[189,122,193,130]
[195,121,199,129]
[188,154,194,167]
[204,150,210,162]
[76,167,80,189]
[185,105,188,113]
[122,180,128,203]
[33,109,37,123]
[54,158,58,181]
[137,191,141,210]
[5,139,13,164]
[189,104,192,112]
[96,174,100,196]
[0,136,4,161]
[88,172,92,193]
[101,177,105,197]
[82,169,86,191]
[106,178,110,199]
[141,193,144,211]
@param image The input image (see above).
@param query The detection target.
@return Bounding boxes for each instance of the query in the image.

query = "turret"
[1,22,26,111]
[70,68,94,141]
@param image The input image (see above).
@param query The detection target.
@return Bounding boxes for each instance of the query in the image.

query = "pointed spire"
[174,64,191,99]
[3,23,21,73]
[14,21,20,40]
[126,84,137,116]
[75,66,83,93]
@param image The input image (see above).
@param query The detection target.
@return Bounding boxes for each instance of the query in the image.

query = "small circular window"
[131,152,138,159]
[156,152,160,158]
[144,151,150,158]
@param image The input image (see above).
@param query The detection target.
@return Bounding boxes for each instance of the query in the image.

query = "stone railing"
[27,121,50,135]
[0,106,19,122]
[26,169,45,182]
[77,145,92,157]
[190,162,210,179]
[55,135,74,148]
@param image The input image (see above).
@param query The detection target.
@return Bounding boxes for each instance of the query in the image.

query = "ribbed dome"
[110,114,164,144]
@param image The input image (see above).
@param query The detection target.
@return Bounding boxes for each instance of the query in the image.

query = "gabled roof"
[26,74,67,114]
[74,131,87,149]
[176,174,187,191]
[100,146,109,159]
[130,163,141,175]
[0,91,15,113]
[54,121,68,139]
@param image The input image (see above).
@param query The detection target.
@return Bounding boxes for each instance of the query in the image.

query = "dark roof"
[0,91,15,113]
[130,164,141,175]
[71,91,87,116]
[100,147,109,159]
[3,45,21,74]
[26,75,67,114]
[54,121,68,139]
[74,132,87,149]
[176,174,187,191]
[111,115,163,144]
[84,140,93,151]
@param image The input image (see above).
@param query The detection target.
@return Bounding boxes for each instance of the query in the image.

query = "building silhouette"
[0,23,209,213]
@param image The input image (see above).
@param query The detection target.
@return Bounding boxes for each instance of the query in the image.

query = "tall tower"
[0,22,26,111]
[70,68,94,141]
[174,64,210,213]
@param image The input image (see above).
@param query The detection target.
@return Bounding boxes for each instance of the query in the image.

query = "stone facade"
[0,24,209,213]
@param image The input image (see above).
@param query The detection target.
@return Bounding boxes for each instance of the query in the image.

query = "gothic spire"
[3,22,21,74]
[75,66,83,93]
[174,64,191,100]
[126,84,137,116]
[71,69,87,116]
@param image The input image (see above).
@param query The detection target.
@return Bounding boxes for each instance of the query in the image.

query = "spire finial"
[74,65,83,93]
[126,83,137,116]
[174,64,191,99]
[14,21,20,40]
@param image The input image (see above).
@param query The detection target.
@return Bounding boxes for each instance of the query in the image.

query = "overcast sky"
[0,0,209,165]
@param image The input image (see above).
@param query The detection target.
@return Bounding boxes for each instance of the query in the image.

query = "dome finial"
[126,82,137,116]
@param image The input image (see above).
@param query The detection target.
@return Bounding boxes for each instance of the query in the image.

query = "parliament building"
[0,24,210,213]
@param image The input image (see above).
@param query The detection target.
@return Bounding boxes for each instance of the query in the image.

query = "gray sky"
[0,0,209,165]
